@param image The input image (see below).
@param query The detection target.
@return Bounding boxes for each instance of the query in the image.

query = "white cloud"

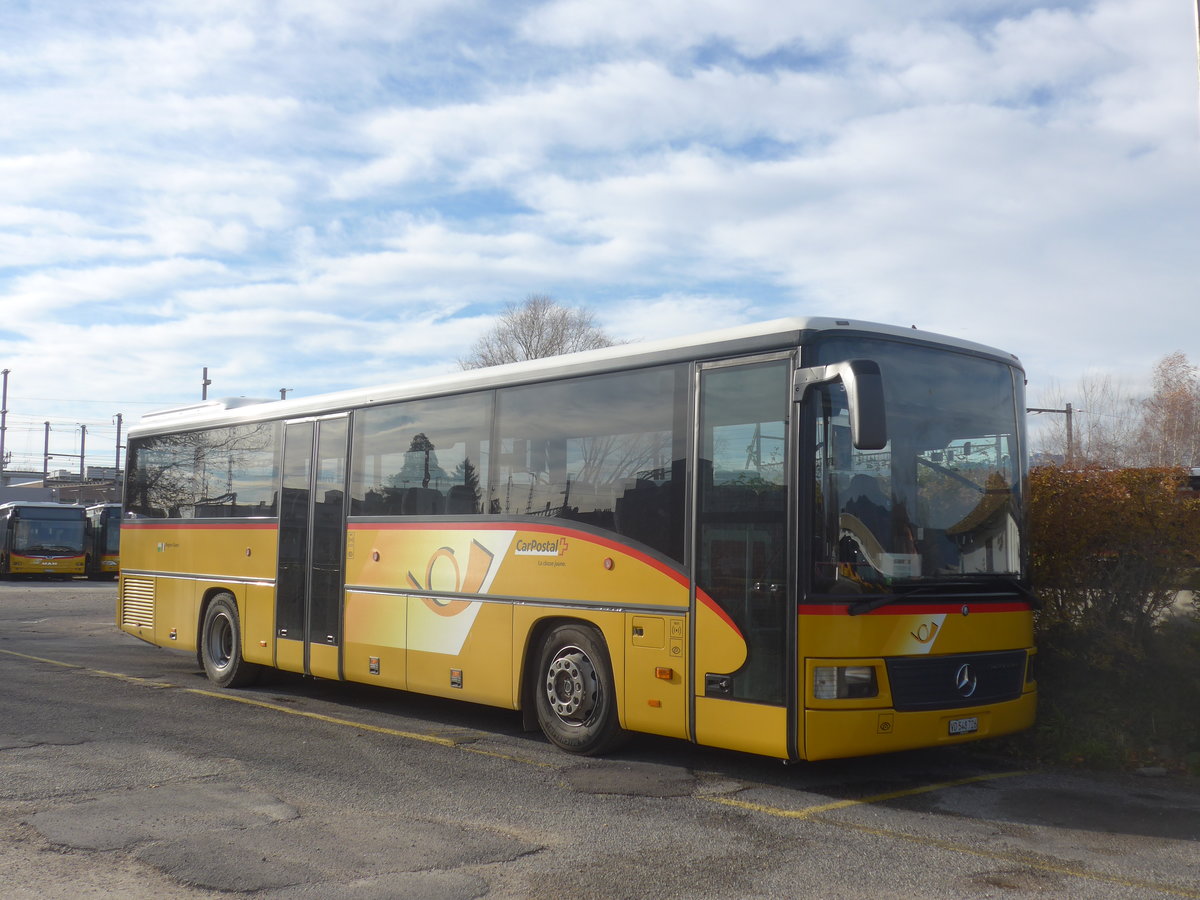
[600,293,760,342]
[520,0,1058,54]
[2,22,258,90]
[334,61,871,196]
[0,151,100,204]
[3,258,229,320]
[0,0,1195,467]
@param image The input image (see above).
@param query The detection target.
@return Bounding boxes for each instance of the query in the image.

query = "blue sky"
[1,0,1197,472]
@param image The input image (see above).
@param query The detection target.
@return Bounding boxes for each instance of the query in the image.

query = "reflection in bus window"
[126,423,280,518]
[812,341,1024,592]
[351,392,492,517]
[493,364,687,562]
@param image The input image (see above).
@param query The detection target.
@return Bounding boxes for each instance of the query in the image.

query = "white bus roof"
[129,317,1021,438]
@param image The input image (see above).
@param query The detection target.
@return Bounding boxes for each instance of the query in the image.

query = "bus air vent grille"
[121,577,155,628]
[885,649,1025,712]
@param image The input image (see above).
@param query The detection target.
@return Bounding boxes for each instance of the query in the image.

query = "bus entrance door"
[275,415,350,679]
[692,356,793,759]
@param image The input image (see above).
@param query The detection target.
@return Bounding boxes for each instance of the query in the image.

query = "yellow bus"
[117,318,1036,760]
[0,501,87,577]
[85,502,122,580]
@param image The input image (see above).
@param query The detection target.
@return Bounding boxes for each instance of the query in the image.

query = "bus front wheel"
[200,593,262,688]
[534,623,624,756]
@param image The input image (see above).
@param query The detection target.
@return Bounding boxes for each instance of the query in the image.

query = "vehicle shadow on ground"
[210,666,1200,845]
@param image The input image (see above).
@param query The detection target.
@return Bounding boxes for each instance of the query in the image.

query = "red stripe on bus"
[697,588,743,638]
[351,520,692,590]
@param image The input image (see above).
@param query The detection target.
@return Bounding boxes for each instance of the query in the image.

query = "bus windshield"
[811,338,1026,593]
[103,510,122,554]
[14,512,86,555]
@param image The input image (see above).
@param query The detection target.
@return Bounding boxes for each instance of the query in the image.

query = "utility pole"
[42,421,50,480]
[280,388,291,400]
[114,413,123,474]
[79,424,87,480]
[202,367,211,400]
[1028,403,1075,466]
[0,368,9,483]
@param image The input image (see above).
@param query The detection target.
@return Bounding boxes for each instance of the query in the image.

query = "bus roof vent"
[140,397,275,421]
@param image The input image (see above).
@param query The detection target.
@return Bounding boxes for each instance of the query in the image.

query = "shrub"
[1022,466,1200,771]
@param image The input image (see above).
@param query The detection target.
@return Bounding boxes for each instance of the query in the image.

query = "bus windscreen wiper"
[847,580,1033,616]
[848,585,952,616]
[984,576,1041,610]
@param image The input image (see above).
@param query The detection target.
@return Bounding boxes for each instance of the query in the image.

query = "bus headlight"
[813,665,879,700]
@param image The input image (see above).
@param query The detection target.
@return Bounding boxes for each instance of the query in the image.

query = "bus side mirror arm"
[794,359,888,450]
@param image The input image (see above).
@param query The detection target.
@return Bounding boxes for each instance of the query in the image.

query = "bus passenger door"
[276,415,350,679]
[692,355,794,759]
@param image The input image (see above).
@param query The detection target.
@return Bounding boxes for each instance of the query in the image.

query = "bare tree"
[1133,351,1200,468]
[1032,374,1141,467]
[1032,352,1200,469]
[459,294,618,369]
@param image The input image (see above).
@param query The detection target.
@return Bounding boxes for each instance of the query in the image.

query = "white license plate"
[948,716,979,736]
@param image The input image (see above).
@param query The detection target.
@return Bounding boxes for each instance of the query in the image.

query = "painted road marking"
[4,646,1197,898]
[707,770,1025,819]
[0,647,552,768]
[706,772,1200,898]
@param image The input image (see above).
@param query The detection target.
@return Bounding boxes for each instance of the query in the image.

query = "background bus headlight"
[813,665,879,700]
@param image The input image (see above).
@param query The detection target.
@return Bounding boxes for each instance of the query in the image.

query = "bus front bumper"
[803,689,1036,761]
[9,555,85,575]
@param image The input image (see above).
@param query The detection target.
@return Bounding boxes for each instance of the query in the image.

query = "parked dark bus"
[0,502,86,577]
[86,502,122,580]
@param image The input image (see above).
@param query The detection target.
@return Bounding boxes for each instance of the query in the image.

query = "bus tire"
[200,593,262,688]
[534,623,625,756]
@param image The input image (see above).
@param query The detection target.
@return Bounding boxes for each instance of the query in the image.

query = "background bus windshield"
[14,509,85,555]
[812,338,1025,592]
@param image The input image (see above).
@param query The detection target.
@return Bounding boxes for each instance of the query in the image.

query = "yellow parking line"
[0,647,552,768]
[182,686,554,767]
[0,649,84,670]
[183,687,469,747]
[707,771,1200,899]
[6,647,1197,898]
[90,668,176,688]
[708,769,1025,818]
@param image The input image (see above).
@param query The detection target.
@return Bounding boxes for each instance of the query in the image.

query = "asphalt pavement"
[2,581,1198,899]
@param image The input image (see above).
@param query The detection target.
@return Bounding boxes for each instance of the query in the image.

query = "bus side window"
[492,364,687,562]
[126,423,279,519]
[350,393,491,517]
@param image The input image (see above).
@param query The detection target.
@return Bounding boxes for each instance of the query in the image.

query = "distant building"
[1029,451,1065,468]
[0,469,57,503]
[0,467,121,504]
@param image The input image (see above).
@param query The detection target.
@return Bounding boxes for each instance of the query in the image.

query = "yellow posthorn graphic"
[409,540,498,617]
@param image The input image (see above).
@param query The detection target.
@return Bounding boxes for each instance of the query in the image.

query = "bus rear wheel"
[201,593,262,688]
[534,623,624,756]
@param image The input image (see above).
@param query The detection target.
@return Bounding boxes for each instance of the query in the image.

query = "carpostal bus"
[85,503,122,580]
[0,501,87,577]
[116,318,1036,761]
